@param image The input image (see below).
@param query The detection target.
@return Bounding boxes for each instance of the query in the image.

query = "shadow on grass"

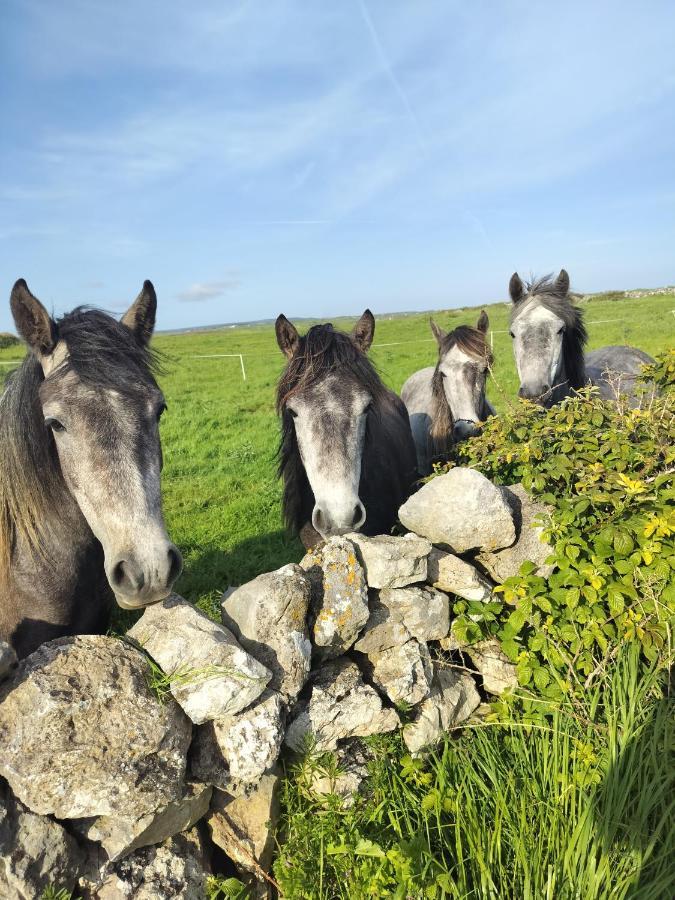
[175,528,305,619]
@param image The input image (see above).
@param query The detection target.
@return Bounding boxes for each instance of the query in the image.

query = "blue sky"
[2,1,675,332]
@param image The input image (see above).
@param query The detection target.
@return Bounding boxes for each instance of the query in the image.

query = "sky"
[1,0,675,332]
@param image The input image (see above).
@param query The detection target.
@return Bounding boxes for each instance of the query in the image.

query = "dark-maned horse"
[509,270,654,406]
[275,310,417,548]
[0,280,182,657]
[401,311,495,474]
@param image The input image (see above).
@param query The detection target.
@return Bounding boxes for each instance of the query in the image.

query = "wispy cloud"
[176,277,240,302]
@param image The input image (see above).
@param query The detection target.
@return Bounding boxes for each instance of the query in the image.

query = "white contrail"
[357,0,427,150]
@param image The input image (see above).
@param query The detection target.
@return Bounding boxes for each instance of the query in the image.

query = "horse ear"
[476,310,489,333]
[275,314,300,359]
[352,309,375,353]
[555,269,570,295]
[10,279,58,356]
[122,280,157,346]
[430,318,446,346]
[509,272,524,304]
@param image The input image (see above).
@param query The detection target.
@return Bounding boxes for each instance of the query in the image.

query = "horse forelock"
[276,323,386,412]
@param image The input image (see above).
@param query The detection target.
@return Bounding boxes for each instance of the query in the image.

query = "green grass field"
[1,291,674,618]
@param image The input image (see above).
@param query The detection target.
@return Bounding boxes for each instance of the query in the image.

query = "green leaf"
[613,530,634,556]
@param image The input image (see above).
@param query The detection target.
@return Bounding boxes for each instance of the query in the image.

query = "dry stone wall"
[0,469,552,899]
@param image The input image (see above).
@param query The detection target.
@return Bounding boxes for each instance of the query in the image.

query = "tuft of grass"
[40,889,76,900]
[141,653,266,704]
[274,644,674,899]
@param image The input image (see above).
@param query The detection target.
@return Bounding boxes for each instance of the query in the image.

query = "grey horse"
[275,311,417,548]
[0,279,182,657]
[509,270,654,406]
[401,311,495,474]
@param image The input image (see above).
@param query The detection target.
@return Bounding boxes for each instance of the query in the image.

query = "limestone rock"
[398,468,516,553]
[466,640,517,696]
[80,782,212,862]
[380,585,450,643]
[190,690,285,795]
[427,549,495,602]
[221,564,312,699]
[0,780,85,900]
[475,483,555,581]
[352,599,411,654]
[285,659,399,752]
[128,594,271,724]
[345,532,431,588]
[403,668,480,755]
[0,635,191,820]
[0,641,17,681]
[300,537,369,658]
[90,826,211,900]
[208,772,280,879]
[367,639,433,706]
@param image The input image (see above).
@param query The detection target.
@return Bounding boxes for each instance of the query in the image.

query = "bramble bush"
[441,350,674,700]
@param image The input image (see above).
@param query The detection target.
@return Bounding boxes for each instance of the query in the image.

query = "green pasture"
[2,290,674,898]
[1,290,673,617]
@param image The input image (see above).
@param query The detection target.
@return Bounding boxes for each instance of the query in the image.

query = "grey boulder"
[398,468,516,553]
[128,594,271,724]
[0,780,84,900]
[367,639,433,706]
[466,640,518,696]
[207,772,280,880]
[89,826,211,900]
[80,782,212,862]
[285,659,399,752]
[300,537,370,658]
[221,564,312,699]
[0,635,191,820]
[345,532,432,588]
[403,667,480,755]
[190,690,285,795]
[355,585,449,655]
[427,549,495,602]
[475,483,555,581]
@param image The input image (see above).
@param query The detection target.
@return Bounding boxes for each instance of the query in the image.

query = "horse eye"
[509,331,515,339]
[45,417,66,433]
[156,402,167,421]
[288,407,298,419]
[558,326,566,335]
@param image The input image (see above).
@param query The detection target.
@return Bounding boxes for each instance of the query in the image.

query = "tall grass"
[274,645,673,898]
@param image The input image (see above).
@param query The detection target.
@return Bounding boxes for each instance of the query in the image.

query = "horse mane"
[0,307,161,584]
[276,322,414,534]
[429,324,493,458]
[511,275,588,391]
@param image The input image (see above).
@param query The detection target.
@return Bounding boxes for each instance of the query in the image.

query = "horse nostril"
[167,545,183,585]
[312,506,326,533]
[111,558,144,594]
[351,502,366,530]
